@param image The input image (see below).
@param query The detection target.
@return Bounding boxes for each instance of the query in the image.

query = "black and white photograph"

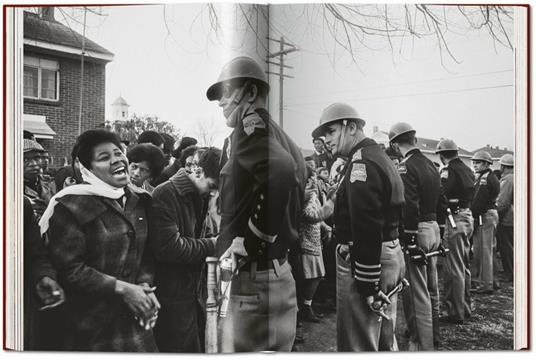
[2,2,530,354]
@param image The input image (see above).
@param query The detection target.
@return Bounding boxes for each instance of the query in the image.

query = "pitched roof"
[24,11,113,59]
[112,96,129,107]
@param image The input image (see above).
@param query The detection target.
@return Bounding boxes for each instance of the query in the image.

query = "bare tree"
[193,118,219,147]
[193,4,514,67]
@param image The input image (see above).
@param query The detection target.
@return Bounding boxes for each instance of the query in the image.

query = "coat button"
[261,242,266,248]
[127,230,135,238]
[258,250,263,255]
[121,270,131,277]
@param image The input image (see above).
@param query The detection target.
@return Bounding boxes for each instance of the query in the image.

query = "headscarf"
[38,164,125,237]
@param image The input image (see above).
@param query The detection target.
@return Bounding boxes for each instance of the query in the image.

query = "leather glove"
[401,231,418,249]
[437,244,448,257]
[406,244,428,266]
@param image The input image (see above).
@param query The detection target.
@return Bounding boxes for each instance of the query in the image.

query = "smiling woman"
[38,129,160,351]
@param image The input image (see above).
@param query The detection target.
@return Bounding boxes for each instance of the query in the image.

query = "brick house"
[23,8,113,167]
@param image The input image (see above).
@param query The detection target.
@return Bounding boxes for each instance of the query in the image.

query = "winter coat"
[299,186,334,256]
[149,169,215,352]
[46,186,157,352]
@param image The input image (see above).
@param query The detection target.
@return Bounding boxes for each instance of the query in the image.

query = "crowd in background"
[22,117,514,351]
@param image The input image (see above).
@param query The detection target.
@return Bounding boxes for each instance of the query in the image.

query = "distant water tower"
[111,96,130,121]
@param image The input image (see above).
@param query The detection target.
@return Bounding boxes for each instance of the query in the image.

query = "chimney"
[40,7,55,22]
[373,126,379,133]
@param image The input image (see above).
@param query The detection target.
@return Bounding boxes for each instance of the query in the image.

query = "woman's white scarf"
[38,164,125,237]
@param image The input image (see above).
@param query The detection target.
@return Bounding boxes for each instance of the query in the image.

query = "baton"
[446,208,457,229]
[205,257,219,353]
[373,278,410,321]
[411,248,450,261]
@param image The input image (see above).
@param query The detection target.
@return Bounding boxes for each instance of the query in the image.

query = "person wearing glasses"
[23,138,57,220]
[149,147,221,352]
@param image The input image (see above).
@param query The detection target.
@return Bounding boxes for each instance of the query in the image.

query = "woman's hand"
[36,276,66,310]
[115,280,157,319]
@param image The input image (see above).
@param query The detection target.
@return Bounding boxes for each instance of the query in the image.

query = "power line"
[267,37,299,129]
[285,83,513,107]
[284,68,514,102]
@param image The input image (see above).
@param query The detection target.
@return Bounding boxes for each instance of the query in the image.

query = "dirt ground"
[297,262,514,352]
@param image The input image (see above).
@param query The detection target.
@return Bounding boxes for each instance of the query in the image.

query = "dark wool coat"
[47,186,157,352]
[149,169,215,352]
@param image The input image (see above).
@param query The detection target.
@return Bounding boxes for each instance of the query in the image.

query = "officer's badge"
[243,114,265,135]
[397,163,407,175]
[440,169,449,179]
[480,178,488,185]
[350,163,367,183]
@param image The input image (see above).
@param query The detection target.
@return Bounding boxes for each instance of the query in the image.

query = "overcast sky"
[54,3,515,152]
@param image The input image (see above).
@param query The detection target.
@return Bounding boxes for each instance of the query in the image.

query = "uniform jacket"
[217,108,307,259]
[334,138,405,296]
[47,186,156,352]
[440,158,475,209]
[497,171,514,226]
[397,148,443,234]
[471,168,500,220]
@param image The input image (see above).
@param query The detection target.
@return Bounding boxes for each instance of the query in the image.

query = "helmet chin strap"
[338,119,348,155]
[226,80,253,127]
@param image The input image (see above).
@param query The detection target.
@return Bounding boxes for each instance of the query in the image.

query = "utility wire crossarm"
[266,36,299,129]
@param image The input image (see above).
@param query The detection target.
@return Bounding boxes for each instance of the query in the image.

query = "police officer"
[470,151,500,294]
[496,154,514,282]
[312,103,405,351]
[389,122,444,350]
[207,56,306,352]
[436,139,475,324]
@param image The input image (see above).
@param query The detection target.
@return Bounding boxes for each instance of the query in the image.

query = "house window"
[122,111,126,118]
[24,56,59,101]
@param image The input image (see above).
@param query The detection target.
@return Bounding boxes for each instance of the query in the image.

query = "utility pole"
[266,37,298,129]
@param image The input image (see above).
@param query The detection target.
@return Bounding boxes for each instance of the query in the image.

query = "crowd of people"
[23,56,515,352]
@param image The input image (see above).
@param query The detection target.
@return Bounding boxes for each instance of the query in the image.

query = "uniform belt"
[419,213,436,222]
[448,199,471,211]
[240,256,287,272]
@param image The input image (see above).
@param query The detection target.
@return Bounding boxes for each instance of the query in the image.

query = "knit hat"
[24,138,45,153]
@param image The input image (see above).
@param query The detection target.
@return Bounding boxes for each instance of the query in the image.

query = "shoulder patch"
[350,163,367,183]
[243,113,265,136]
[440,169,449,179]
[351,149,362,162]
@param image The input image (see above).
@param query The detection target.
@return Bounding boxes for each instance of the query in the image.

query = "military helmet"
[499,153,514,167]
[471,150,493,164]
[435,139,458,154]
[388,122,416,142]
[206,56,270,101]
[311,103,365,138]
